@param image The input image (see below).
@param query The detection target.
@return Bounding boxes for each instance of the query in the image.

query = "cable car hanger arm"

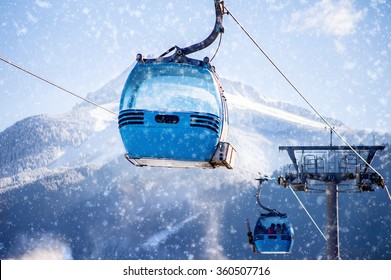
[181,0,224,56]
[156,0,224,60]
[256,175,285,215]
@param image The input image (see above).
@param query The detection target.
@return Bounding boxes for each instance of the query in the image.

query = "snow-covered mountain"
[1,67,390,260]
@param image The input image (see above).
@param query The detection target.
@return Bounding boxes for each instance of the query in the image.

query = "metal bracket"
[136,1,224,66]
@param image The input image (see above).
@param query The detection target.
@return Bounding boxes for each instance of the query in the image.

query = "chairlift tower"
[278,144,385,260]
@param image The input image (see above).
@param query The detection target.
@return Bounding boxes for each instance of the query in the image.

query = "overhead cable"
[223,4,389,199]
[0,56,118,118]
[289,186,327,241]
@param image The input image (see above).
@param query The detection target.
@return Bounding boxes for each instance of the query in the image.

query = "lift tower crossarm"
[279,145,385,174]
[278,144,386,260]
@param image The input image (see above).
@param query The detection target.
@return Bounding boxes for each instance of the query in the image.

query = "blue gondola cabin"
[118,59,236,168]
[253,214,294,254]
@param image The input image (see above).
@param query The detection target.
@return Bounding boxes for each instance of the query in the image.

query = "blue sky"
[1,0,390,133]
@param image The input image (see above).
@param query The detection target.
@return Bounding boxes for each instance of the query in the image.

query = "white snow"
[226,93,326,129]
[89,103,118,132]
[142,214,199,249]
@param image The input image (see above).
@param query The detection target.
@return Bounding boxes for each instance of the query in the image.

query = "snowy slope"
[0,70,390,260]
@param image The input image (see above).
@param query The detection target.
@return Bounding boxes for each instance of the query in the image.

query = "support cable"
[385,186,391,201]
[223,4,389,199]
[289,186,327,241]
[234,165,260,177]
[210,33,223,62]
[0,56,118,118]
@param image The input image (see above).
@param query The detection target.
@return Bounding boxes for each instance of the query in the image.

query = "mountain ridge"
[1,70,390,260]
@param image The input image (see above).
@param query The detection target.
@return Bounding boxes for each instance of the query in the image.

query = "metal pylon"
[278,145,385,260]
